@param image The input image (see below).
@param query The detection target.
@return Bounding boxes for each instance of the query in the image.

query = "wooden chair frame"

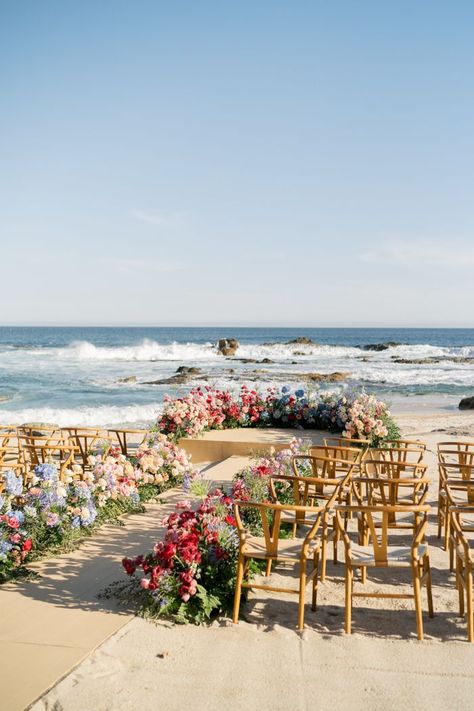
[107,429,147,457]
[335,504,433,640]
[232,500,324,630]
[451,506,474,642]
[437,460,474,556]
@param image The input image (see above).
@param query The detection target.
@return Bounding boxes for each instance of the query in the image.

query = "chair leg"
[412,563,424,641]
[444,507,450,552]
[232,553,245,624]
[312,550,320,612]
[344,567,353,634]
[424,556,434,618]
[320,520,327,582]
[437,499,442,539]
[298,563,307,630]
[265,559,272,577]
[466,568,474,643]
[457,556,465,618]
[449,538,454,572]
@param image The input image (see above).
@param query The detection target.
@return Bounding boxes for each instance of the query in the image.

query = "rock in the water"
[260,358,274,364]
[286,337,315,345]
[302,372,350,382]
[175,366,201,375]
[459,396,474,410]
[217,338,239,356]
[117,375,138,383]
[361,342,402,351]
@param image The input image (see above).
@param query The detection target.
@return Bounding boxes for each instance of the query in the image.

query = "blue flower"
[281,386,290,394]
[4,470,23,497]
[295,389,304,398]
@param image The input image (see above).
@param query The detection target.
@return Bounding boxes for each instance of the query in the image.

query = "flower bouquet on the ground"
[122,491,239,624]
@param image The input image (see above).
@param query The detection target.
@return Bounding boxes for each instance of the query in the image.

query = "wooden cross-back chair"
[232,500,324,630]
[292,454,363,582]
[442,477,474,570]
[107,429,147,457]
[62,428,107,470]
[450,506,474,642]
[335,504,433,640]
[269,460,357,581]
[437,460,474,555]
[20,442,77,481]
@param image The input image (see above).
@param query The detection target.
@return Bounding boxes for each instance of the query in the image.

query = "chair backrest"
[335,504,429,563]
[323,436,370,450]
[233,500,324,557]
[383,439,427,451]
[62,428,106,466]
[444,475,474,506]
[362,458,426,479]
[353,476,430,508]
[450,506,473,558]
[310,445,364,465]
[438,442,474,468]
[107,429,147,457]
[20,443,76,480]
[368,447,425,465]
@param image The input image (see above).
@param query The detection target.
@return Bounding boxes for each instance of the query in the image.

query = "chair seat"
[456,543,474,562]
[241,535,321,561]
[349,542,428,567]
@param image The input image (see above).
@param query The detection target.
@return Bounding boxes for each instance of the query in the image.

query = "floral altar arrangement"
[158,385,399,445]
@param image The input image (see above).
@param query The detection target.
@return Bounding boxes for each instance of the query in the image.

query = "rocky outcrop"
[302,372,350,382]
[361,342,402,351]
[286,337,315,345]
[217,338,239,356]
[117,376,138,383]
[143,366,202,386]
[459,396,474,410]
[393,356,474,365]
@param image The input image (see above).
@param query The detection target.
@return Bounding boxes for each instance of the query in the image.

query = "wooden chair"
[232,500,323,630]
[451,506,474,642]
[20,443,77,481]
[269,461,356,581]
[291,454,361,580]
[437,460,474,556]
[335,504,433,640]
[62,428,107,470]
[107,429,147,457]
[0,432,20,466]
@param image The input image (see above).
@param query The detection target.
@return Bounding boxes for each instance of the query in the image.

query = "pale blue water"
[0,327,473,426]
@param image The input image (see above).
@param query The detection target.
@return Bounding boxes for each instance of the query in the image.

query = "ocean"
[0,327,473,427]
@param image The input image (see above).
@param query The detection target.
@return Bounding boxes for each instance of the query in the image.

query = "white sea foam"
[0,403,162,428]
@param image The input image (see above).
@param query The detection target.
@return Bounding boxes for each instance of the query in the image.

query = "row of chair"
[232,437,474,641]
[436,441,474,641]
[0,424,148,487]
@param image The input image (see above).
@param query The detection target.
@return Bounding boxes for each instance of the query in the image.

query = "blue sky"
[1,1,473,326]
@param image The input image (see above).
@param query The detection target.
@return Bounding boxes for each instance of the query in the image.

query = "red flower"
[22,539,33,552]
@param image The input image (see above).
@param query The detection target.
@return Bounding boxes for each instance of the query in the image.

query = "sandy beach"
[27,410,474,711]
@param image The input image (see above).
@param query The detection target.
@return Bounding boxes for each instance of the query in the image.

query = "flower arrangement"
[158,385,399,445]
[0,434,195,582]
[122,490,239,623]
[119,438,313,623]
